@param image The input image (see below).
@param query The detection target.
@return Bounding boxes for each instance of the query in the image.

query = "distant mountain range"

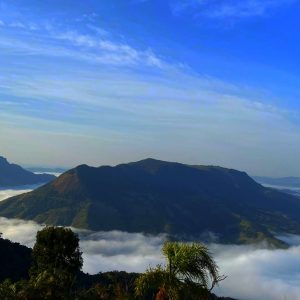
[1,158,300,246]
[253,176,300,188]
[26,167,67,174]
[253,176,300,198]
[0,156,56,187]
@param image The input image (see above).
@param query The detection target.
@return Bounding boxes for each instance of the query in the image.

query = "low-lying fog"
[0,184,42,201]
[1,188,300,300]
[261,184,300,198]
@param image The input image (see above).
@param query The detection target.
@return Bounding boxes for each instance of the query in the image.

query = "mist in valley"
[1,187,300,300]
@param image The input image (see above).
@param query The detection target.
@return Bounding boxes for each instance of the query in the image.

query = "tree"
[31,226,83,275]
[135,242,225,300]
[30,226,83,299]
[0,279,31,300]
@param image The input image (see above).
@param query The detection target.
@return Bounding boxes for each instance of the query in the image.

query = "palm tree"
[135,242,225,300]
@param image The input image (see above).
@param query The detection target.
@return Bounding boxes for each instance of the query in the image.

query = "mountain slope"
[1,158,300,246]
[0,157,55,187]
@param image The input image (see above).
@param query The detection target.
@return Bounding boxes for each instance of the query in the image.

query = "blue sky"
[0,0,300,176]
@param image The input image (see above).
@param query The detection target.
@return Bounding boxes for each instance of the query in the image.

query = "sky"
[0,0,300,176]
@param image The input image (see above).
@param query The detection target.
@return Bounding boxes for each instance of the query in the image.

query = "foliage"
[76,271,139,299]
[0,279,33,300]
[162,242,220,289]
[31,226,83,275]
[0,229,233,299]
[135,241,225,300]
[28,226,83,299]
[135,266,176,299]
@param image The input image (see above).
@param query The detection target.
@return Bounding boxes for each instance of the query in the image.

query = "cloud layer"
[0,216,300,300]
[212,243,300,300]
[0,185,42,202]
[0,187,299,300]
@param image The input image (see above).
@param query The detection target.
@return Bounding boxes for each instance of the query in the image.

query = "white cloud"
[171,0,299,19]
[0,216,166,273]
[0,19,163,68]
[54,30,163,67]
[1,187,300,300]
[80,231,165,273]
[0,185,42,202]
[0,8,300,175]
[212,243,300,300]
[0,217,41,247]
[1,62,300,175]
[9,21,26,29]
[0,212,300,299]
[75,12,99,23]
[86,24,109,37]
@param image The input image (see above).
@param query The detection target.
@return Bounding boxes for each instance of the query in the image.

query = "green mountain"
[0,156,56,187]
[1,158,300,246]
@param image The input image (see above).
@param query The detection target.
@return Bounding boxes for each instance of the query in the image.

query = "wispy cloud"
[1,62,299,174]
[54,30,163,67]
[0,15,298,172]
[9,21,26,29]
[0,2,300,174]
[0,16,163,68]
[86,24,110,37]
[171,0,298,19]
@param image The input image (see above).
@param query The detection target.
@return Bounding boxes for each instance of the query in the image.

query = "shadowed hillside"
[0,236,32,282]
[1,158,300,246]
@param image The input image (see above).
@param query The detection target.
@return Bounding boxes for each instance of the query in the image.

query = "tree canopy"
[135,241,225,300]
[30,226,83,299]
[31,226,83,275]
[0,229,229,299]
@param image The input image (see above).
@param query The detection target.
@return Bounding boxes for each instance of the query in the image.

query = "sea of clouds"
[0,184,42,202]
[33,172,62,177]
[261,183,300,198]
[0,188,300,300]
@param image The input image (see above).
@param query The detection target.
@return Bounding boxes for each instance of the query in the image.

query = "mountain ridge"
[1,158,300,247]
[0,156,56,187]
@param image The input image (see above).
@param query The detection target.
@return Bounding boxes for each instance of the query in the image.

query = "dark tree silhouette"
[30,226,83,299]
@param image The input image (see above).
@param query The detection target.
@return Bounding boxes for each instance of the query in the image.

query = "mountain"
[253,176,300,188]
[1,158,300,246]
[0,156,56,187]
